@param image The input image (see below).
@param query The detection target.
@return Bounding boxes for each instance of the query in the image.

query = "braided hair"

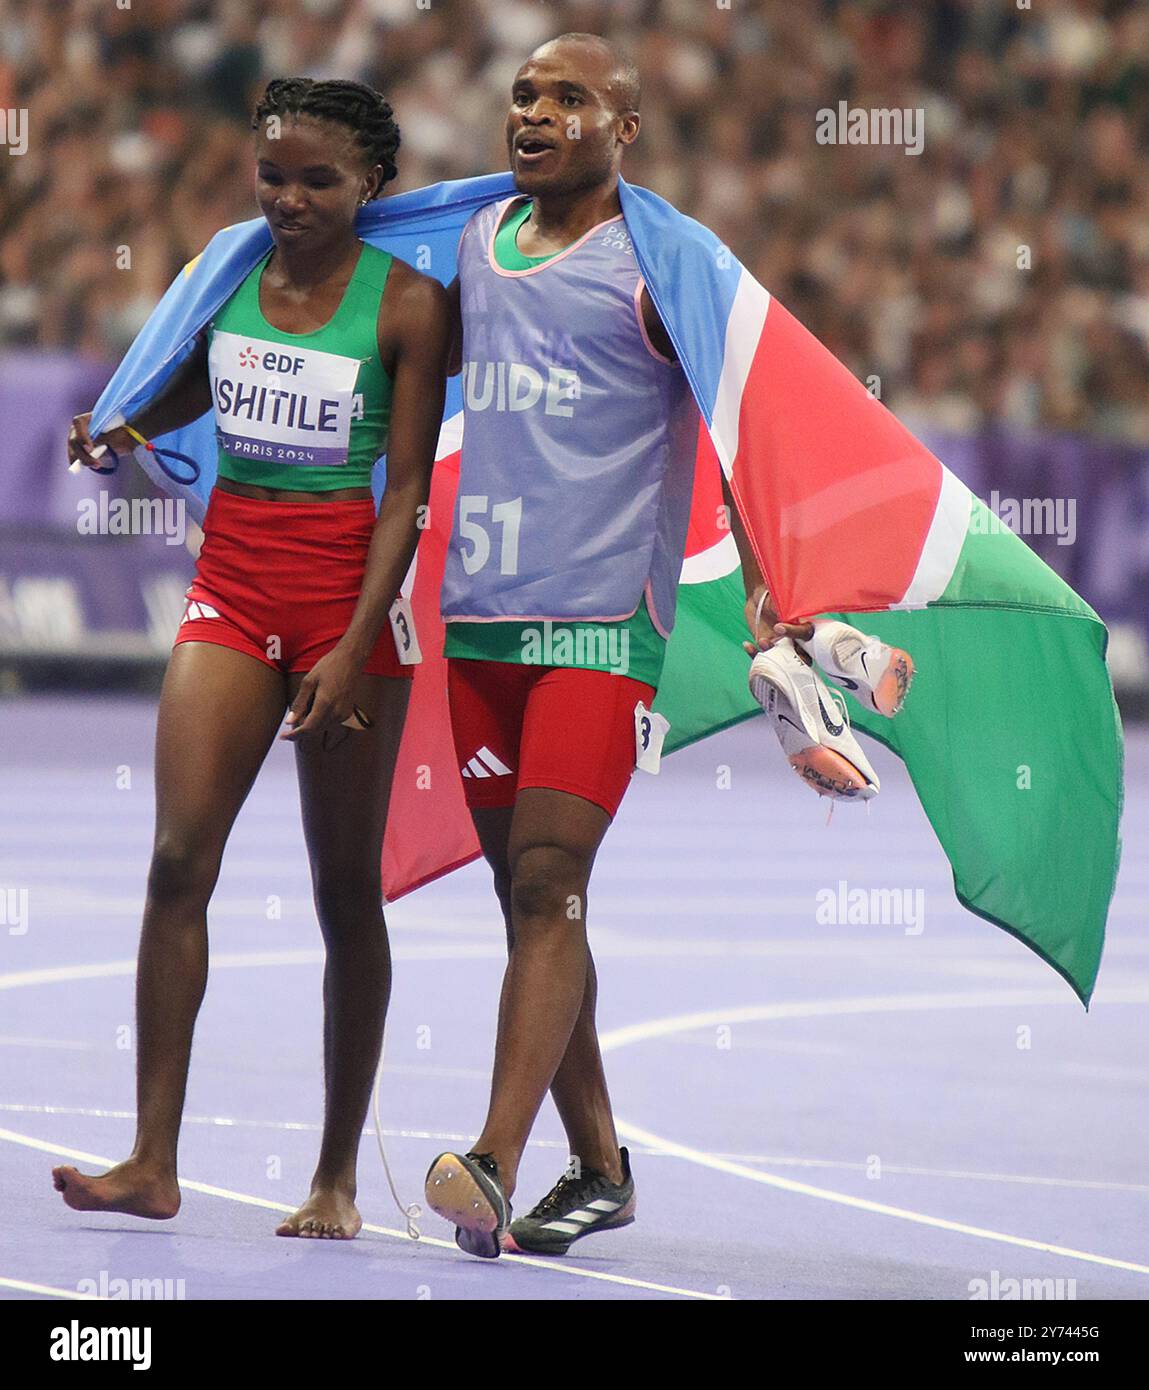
[252,78,400,200]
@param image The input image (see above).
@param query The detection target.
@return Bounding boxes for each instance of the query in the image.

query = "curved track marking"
[601,987,1149,1277]
[6,960,1148,1285]
[0,1127,721,1301]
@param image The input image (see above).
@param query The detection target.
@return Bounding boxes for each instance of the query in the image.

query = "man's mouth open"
[514,136,557,166]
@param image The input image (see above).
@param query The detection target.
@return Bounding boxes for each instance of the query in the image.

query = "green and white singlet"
[208,242,394,492]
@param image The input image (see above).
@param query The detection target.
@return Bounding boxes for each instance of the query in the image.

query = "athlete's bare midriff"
[215,478,374,503]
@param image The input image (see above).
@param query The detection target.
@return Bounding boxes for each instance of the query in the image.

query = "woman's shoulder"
[373,255,451,358]
[381,255,450,312]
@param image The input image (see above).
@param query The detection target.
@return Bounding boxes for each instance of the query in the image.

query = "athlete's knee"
[146,835,222,907]
[490,868,514,940]
[311,867,384,931]
[509,844,590,926]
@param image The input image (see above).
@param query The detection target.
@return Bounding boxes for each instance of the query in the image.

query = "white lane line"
[6,961,1147,1282]
[687,1154,1149,1195]
[601,987,1149,1277]
[9,1104,1143,1195]
[612,1118,1149,1277]
[0,1127,721,1302]
[0,946,504,994]
[599,986,1149,1049]
[0,1275,102,1301]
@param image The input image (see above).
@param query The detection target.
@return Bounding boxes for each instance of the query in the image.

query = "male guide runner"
[422,33,828,1258]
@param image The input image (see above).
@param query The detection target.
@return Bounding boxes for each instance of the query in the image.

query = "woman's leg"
[277,672,411,1238]
[52,642,287,1216]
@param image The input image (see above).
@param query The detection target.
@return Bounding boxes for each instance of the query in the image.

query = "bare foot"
[276,1186,361,1240]
[52,1159,180,1219]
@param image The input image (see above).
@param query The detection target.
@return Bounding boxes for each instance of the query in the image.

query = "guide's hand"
[742,584,815,656]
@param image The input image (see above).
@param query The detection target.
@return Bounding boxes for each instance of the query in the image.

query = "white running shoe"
[798,620,914,718]
[749,639,880,801]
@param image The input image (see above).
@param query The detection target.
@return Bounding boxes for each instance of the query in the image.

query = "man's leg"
[469,786,611,1201]
[471,805,623,1184]
[277,672,412,1238]
[52,642,286,1216]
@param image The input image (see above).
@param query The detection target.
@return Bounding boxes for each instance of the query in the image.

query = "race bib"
[388,593,421,665]
[634,701,670,774]
[209,330,363,467]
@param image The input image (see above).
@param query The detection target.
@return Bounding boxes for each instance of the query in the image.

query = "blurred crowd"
[2,0,1148,440]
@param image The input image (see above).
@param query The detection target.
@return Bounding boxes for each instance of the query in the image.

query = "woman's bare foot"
[276,1185,361,1240]
[52,1159,180,1219]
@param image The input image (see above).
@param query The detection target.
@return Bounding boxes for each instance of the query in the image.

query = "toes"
[277,1204,356,1240]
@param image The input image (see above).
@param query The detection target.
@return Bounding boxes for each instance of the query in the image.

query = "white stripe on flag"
[680,533,740,585]
[710,270,771,479]
[895,465,972,609]
[435,410,464,461]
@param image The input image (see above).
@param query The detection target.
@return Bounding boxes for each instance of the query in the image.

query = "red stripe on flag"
[728,299,943,620]
[684,421,729,560]
[381,448,481,901]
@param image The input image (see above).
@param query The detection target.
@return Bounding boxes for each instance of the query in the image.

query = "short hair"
[542,32,641,114]
[252,77,400,198]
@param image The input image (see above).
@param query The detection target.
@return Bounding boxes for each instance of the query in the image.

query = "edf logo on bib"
[238,344,306,375]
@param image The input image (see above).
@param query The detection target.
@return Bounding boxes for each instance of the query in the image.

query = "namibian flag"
[91,173,1122,1005]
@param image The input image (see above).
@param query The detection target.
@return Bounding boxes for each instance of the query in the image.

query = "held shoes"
[799,620,915,718]
[750,638,880,801]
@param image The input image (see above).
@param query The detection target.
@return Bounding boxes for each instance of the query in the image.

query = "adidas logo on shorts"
[461,745,514,779]
[183,600,221,622]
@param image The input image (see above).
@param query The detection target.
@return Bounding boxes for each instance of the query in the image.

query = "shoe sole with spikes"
[749,640,880,801]
[424,1151,509,1259]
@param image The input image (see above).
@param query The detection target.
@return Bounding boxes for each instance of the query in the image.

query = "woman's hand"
[280,644,363,742]
[67,412,138,470]
[741,584,815,657]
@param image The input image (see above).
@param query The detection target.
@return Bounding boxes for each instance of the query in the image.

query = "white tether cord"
[371,1034,422,1239]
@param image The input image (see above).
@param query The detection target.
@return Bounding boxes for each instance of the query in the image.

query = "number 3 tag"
[388,594,421,665]
[634,701,670,774]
